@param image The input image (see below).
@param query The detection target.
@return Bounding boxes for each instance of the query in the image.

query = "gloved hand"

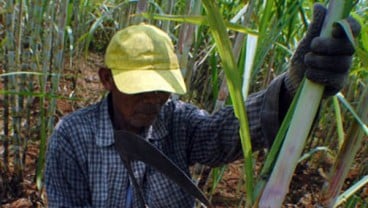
[285,3,361,96]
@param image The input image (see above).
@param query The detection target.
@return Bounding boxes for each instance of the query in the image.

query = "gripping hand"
[286,4,361,96]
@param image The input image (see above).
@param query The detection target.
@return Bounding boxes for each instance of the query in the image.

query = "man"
[45,4,360,208]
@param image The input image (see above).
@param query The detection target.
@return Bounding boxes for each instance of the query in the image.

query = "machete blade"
[114,130,211,207]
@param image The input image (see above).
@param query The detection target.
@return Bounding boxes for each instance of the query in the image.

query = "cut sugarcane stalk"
[259,81,324,207]
[258,0,354,207]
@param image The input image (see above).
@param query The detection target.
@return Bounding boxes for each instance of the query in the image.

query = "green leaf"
[336,19,356,48]
[335,175,368,207]
[201,0,255,205]
[141,13,258,36]
[336,93,368,135]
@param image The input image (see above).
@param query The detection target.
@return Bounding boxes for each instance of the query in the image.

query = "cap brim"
[112,68,187,95]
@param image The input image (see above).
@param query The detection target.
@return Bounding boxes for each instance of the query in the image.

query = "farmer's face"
[99,68,170,133]
[111,90,170,132]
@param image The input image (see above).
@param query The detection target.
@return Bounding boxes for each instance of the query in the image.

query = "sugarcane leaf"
[142,13,206,25]
[336,19,356,48]
[201,0,255,204]
[335,175,368,207]
[336,93,368,135]
[0,37,7,48]
[141,13,258,36]
[298,146,335,163]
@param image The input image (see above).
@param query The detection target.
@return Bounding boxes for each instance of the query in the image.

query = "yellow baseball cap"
[104,23,187,95]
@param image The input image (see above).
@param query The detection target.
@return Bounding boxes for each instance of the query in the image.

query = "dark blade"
[114,130,211,207]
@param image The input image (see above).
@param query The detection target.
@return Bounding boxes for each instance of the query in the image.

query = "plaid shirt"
[45,74,286,207]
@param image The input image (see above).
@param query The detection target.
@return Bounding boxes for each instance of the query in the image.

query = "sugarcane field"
[1,0,368,207]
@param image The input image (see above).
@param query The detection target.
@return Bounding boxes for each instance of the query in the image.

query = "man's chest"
[87,145,194,207]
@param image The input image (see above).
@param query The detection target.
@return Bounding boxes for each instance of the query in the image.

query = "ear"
[98,67,114,91]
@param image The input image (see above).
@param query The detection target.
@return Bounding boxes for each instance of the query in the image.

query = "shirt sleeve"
[172,73,287,167]
[252,72,288,149]
[45,121,92,207]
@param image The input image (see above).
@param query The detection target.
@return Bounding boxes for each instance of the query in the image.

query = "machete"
[114,130,211,207]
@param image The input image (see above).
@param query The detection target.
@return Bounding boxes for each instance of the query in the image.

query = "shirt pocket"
[90,145,129,207]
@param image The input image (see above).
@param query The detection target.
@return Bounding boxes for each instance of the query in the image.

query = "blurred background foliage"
[0,0,367,207]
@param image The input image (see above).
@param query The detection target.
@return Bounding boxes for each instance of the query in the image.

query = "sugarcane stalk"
[193,3,253,190]
[332,96,345,149]
[201,0,255,205]
[321,88,368,207]
[259,1,354,207]
[253,81,303,202]
[175,0,200,101]
[35,0,56,190]
[35,0,70,190]
[13,0,24,180]
[334,175,368,207]
[6,0,24,180]
[161,0,175,32]
[133,0,148,24]
[3,0,15,172]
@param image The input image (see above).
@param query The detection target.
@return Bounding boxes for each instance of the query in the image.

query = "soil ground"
[1,53,367,207]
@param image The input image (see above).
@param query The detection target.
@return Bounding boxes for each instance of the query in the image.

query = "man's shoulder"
[162,99,189,115]
[162,98,208,119]
[164,99,194,111]
[54,99,104,131]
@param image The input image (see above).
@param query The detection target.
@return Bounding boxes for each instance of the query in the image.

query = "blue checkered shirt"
[45,74,286,207]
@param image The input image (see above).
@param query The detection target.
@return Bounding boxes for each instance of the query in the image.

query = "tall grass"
[1,0,72,196]
[321,88,368,207]
[0,0,367,207]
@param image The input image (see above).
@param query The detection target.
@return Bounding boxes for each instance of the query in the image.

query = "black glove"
[286,3,361,96]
